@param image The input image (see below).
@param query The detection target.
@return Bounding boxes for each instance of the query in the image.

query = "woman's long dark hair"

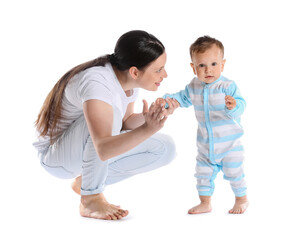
[35,30,165,143]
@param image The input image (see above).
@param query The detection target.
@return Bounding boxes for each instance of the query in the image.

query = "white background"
[1,0,286,239]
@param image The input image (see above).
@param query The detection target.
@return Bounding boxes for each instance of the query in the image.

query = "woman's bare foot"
[80,193,129,220]
[188,196,212,214]
[229,195,249,214]
[71,176,82,195]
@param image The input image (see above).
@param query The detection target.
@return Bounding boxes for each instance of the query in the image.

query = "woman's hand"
[142,99,167,133]
[155,97,180,117]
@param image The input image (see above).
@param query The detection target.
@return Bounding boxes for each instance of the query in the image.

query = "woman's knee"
[152,133,176,166]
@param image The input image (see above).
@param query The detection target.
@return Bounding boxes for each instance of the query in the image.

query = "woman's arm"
[122,102,145,130]
[122,98,180,131]
[83,99,166,161]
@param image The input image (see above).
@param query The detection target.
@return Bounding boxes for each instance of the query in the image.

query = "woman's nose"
[163,69,168,78]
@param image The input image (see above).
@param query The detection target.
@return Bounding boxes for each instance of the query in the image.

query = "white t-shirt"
[33,63,139,151]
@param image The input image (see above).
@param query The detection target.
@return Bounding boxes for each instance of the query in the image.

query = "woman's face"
[136,52,168,91]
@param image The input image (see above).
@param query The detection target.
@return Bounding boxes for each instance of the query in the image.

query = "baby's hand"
[155,97,180,116]
[225,96,236,110]
[155,98,166,107]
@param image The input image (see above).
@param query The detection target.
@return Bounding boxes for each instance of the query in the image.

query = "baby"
[160,36,249,214]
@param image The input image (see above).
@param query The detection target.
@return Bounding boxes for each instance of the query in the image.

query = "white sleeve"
[79,73,113,106]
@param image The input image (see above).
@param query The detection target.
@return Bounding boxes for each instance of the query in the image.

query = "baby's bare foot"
[229,196,249,214]
[188,202,212,214]
[80,193,128,220]
[188,196,212,214]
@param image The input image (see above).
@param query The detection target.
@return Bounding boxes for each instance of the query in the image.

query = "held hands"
[225,96,236,110]
[155,97,180,116]
[142,99,166,133]
[141,98,179,133]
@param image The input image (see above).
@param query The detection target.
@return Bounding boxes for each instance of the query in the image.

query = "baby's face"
[191,45,226,84]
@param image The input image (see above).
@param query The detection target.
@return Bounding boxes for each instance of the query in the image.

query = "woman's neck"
[113,66,136,91]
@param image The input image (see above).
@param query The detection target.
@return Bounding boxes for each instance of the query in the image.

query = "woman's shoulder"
[82,64,112,82]
[70,63,122,104]
[72,63,117,91]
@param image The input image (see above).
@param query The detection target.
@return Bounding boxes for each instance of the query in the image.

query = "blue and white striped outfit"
[164,75,247,197]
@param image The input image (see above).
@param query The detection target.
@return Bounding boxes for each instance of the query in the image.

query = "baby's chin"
[200,76,219,84]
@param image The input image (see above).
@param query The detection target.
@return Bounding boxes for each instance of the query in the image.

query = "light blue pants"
[195,147,247,197]
[39,116,176,195]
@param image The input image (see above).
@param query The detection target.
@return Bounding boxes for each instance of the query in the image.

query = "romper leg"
[222,148,247,197]
[195,152,220,196]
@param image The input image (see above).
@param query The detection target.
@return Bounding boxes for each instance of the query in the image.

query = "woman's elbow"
[96,148,109,161]
[95,144,110,161]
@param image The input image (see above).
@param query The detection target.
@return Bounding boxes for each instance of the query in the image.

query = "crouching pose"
[33,30,179,220]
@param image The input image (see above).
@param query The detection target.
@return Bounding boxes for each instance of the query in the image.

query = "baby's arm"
[225,82,246,118]
[162,85,193,108]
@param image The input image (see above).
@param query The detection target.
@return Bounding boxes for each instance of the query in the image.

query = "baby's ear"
[221,59,226,71]
[190,63,196,75]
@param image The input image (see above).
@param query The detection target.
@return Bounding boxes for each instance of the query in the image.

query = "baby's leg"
[188,154,219,214]
[222,149,248,214]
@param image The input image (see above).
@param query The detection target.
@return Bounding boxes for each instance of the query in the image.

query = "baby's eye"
[199,64,205,67]
[212,62,217,66]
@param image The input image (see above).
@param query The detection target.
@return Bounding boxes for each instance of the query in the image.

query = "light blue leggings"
[39,115,176,195]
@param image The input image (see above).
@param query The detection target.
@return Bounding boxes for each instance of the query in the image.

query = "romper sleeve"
[163,84,193,108]
[225,81,246,119]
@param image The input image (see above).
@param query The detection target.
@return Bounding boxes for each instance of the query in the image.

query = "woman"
[33,30,179,220]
